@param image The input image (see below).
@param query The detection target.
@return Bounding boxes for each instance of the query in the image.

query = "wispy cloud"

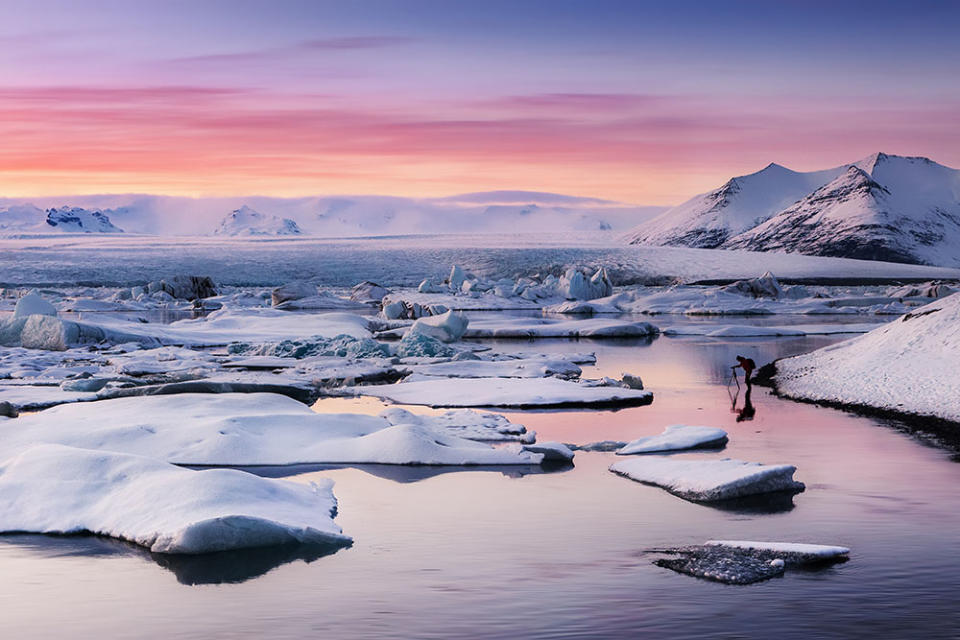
[167,36,416,67]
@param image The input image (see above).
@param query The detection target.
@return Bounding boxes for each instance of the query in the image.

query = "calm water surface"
[1,331,959,639]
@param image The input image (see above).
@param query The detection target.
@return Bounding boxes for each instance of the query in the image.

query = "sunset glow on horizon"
[2,0,959,204]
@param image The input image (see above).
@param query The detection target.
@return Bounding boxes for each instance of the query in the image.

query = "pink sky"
[1,1,958,204]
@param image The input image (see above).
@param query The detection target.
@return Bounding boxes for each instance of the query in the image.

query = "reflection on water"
[3,328,960,638]
[0,534,350,586]
[221,462,573,483]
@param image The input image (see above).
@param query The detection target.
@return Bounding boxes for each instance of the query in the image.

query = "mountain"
[213,205,302,236]
[0,191,663,237]
[625,153,960,267]
[0,205,123,233]
[623,162,845,247]
[44,207,124,233]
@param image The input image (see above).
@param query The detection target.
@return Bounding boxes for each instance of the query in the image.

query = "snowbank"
[609,457,804,501]
[616,426,728,455]
[773,293,960,422]
[0,444,349,554]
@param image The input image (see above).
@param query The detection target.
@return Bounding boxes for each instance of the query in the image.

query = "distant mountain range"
[0,191,665,237]
[624,153,960,267]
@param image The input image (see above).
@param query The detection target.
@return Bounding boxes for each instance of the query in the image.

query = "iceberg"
[0,444,349,554]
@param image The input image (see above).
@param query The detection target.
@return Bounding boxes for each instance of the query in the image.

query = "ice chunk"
[0,444,349,554]
[348,377,653,408]
[616,425,728,455]
[448,265,466,290]
[0,393,543,466]
[522,441,575,462]
[350,281,390,304]
[408,310,469,343]
[417,278,447,294]
[395,331,455,358]
[721,272,784,299]
[559,266,613,300]
[229,334,391,359]
[271,281,316,306]
[13,291,57,318]
[610,457,804,501]
[462,317,658,339]
[652,541,848,585]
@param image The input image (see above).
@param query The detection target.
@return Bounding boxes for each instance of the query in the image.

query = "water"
[2,331,959,638]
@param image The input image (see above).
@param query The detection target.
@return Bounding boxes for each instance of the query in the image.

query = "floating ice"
[408,310,469,343]
[616,426,728,455]
[347,376,653,408]
[610,457,804,502]
[0,444,349,554]
[0,393,543,466]
[13,291,57,318]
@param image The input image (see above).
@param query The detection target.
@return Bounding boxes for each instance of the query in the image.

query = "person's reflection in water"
[736,383,756,422]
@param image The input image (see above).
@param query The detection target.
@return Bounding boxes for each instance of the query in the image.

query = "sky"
[1,0,958,204]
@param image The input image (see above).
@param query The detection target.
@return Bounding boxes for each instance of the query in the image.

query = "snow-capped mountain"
[625,153,960,267]
[623,163,846,248]
[0,204,124,233]
[213,205,302,236]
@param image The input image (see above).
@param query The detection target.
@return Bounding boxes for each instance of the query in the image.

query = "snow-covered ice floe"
[0,444,350,554]
[609,457,804,502]
[408,357,581,379]
[772,293,960,423]
[652,540,849,585]
[460,317,658,339]
[379,407,535,443]
[616,426,728,455]
[342,377,653,409]
[0,393,544,466]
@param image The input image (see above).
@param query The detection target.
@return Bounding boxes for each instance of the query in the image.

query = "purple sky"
[1,0,957,202]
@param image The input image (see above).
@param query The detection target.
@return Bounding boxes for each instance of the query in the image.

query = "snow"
[0,393,544,466]
[609,457,804,502]
[408,310,469,342]
[13,291,57,318]
[213,205,302,236]
[660,323,879,338]
[616,426,728,455]
[0,444,349,553]
[774,292,960,422]
[705,540,850,558]
[345,377,653,408]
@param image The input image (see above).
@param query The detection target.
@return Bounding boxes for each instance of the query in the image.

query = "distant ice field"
[1,233,957,288]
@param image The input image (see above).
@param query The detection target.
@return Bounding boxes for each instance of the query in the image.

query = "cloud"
[168,36,416,67]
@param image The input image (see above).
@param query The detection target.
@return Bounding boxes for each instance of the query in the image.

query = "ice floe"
[652,541,849,585]
[609,457,804,502]
[0,444,349,554]
[345,376,653,408]
[0,393,544,466]
[616,426,728,455]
